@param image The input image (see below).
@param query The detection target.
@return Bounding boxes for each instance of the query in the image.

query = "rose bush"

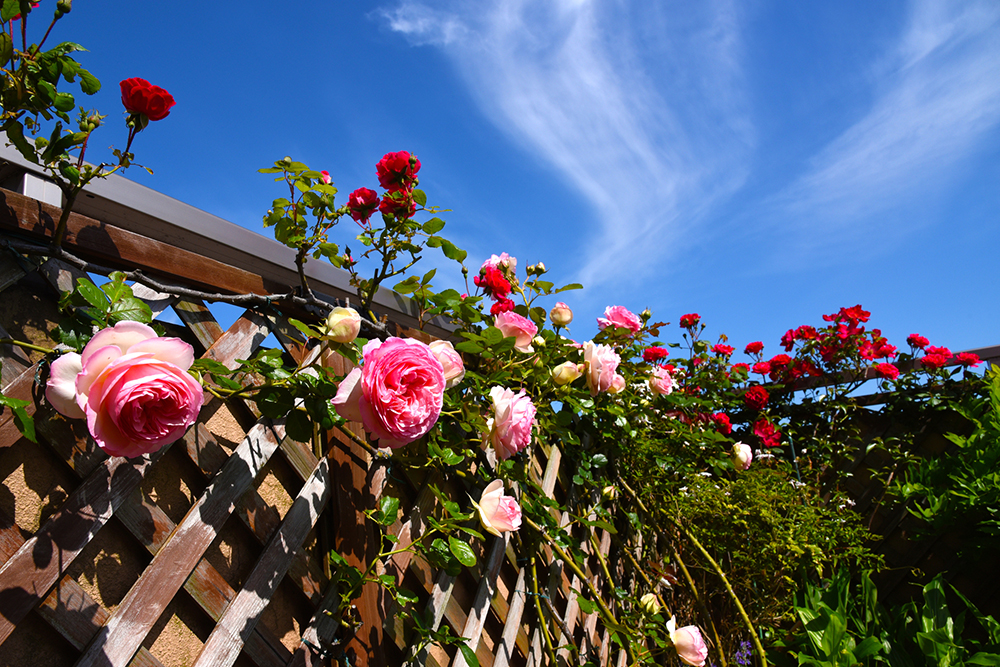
[45,321,203,458]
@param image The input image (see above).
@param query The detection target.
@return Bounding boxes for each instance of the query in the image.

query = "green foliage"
[771,570,1000,667]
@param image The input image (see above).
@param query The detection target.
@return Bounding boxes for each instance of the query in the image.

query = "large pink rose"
[45,321,203,458]
[332,337,445,448]
[583,341,622,396]
[648,366,677,395]
[486,386,536,460]
[494,311,538,353]
[596,305,642,334]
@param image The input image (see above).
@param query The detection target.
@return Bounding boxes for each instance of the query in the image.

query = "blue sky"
[42,0,1000,357]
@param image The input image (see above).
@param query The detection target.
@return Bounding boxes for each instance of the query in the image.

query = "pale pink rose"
[45,321,203,458]
[549,302,573,327]
[495,311,538,353]
[332,337,445,448]
[609,373,627,394]
[732,442,752,471]
[648,366,677,395]
[668,617,708,667]
[324,306,361,343]
[551,361,584,386]
[473,479,522,537]
[596,305,642,334]
[582,341,621,396]
[486,386,536,460]
[429,340,465,389]
[482,252,516,275]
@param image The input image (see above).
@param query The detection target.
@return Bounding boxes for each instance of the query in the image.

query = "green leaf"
[411,189,427,207]
[448,536,477,567]
[454,340,484,354]
[288,318,322,340]
[439,239,467,263]
[376,495,400,526]
[577,596,596,615]
[578,518,617,534]
[422,217,445,234]
[457,643,480,667]
[3,121,39,164]
[191,359,233,375]
[1,0,21,22]
[0,395,35,443]
[285,409,313,443]
[53,92,75,112]
[556,283,584,293]
[109,297,153,324]
[482,326,505,346]
[256,387,294,419]
[75,278,108,310]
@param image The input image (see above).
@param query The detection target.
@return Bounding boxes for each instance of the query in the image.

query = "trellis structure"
[0,179,634,667]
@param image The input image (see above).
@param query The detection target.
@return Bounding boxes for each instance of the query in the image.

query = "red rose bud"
[120,78,176,121]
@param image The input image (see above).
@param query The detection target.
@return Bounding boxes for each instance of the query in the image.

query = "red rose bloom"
[907,334,929,349]
[956,352,981,367]
[874,363,899,380]
[712,344,734,356]
[731,362,750,377]
[744,341,764,355]
[752,361,771,376]
[780,329,796,351]
[744,386,769,410]
[378,190,416,219]
[474,265,512,299]
[643,346,670,363]
[925,346,952,358]
[490,298,515,315]
[120,78,176,121]
[769,354,791,368]
[921,353,950,370]
[376,151,421,192]
[795,325,818,341]
[679,313,701,329]
[710,412,732,435]
[347,187,380,224]
[754,419,781,448]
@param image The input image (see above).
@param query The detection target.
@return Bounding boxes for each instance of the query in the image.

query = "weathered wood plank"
[451,533,509,667]
[0,443,171,645]
[192,455,332,667]
[129,284,178,319]
[73,420,285,667]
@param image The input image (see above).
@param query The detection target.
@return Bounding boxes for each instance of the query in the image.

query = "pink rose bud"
[549,302,573,327]
[320,170,332,184]
[668,617,709,667]
[485,386,537,460]
[429,340,465,389]
[473,480,522,537]
[596,305,642,334]
[551,361,583,386]
[324,307,361,343]
[609,373,627,394]
[732,442,752,471]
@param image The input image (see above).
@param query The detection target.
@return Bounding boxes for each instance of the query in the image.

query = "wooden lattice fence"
[0,185,637,667]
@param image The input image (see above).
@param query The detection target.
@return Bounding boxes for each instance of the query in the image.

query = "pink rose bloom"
[482,252,517,275]
[473,480,522,537]
[319,170,332,184]
[582,341,621,396]
[495,311,538,353]
[648,366,676,396]
[45,321,203,458]
[596,305,642,334]
[429,340,465,389]
[332,337,445,448]
[667,617,709,667]
[486,386,536,460]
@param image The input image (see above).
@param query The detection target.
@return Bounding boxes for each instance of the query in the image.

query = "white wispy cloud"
[771,0,1000,248]
[380,0,754,290]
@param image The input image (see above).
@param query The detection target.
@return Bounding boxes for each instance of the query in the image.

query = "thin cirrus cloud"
[380,0,754,290]
[766,0,1000,255]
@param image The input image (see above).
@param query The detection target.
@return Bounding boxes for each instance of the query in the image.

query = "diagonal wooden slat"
[72,419,286,667]
[451,533,509,667]
[192,454,332,667]
[0,441,172,645]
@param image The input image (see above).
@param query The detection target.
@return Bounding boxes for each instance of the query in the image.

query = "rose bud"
[551,361,584,386]
[549,302,573,327]
[667,617,709,667]
[639,593,662,615]
[324,307,361,343]
[472,480,522,537]
[429,340,465,389]
[731,442,752,471]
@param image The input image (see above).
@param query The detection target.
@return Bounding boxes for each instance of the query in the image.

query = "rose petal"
[331,368,364,423]
[129,336,196,370]
[80,321,156,366]
[45,352,85,418]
